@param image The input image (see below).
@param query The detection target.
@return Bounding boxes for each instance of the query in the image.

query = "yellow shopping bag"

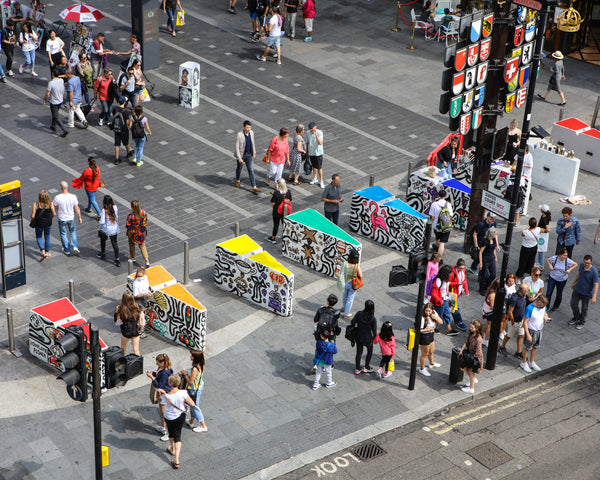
[388,358,395,372]
[176,10,185,26]
[406,328,415,350]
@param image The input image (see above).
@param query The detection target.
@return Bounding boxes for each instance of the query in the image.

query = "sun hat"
[552,51,564,60]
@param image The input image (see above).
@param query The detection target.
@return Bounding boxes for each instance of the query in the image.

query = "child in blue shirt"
[312,331,338,390]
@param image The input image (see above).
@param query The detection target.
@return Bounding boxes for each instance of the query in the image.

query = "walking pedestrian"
[449,258,469,330]
[1,20,16,77]
[115,291,144,355]
[97,195,120,267]
[337,249,362,318]
[267,178,292,244]
[284,0,299,39]
[45,29,64,74]
[256,6,283,64]
[430,264,460,335]
[288,124,306,184]
[18,22,37,76]
[234,120,260,194]
[536,205,551,268]
[30,190,55,261]
[43,68,68,137]
[131,59,146,106]
[537,51,566,106]
[228,0,237,14]
[351,299,377,375]
[374,321,396,379]
[112,96,134,165]
[569,255,599,329]
[131,105,151,167]
[516,217,540,279]
[302,0,315,42]
[428,190,454,257]
[321,174,343,225]
[253,0,271,41]
[73,157,102,217]
[418,303,443,376]
[520,296,551,373]
[247,0,259,37]
[76,52,94,107]
[555,207,580,258]
[65,68,88,128]
[478,227,498,295]
[126,200,150,267]
[118,66,137,107]
[306,121,324,188]
[158,374,196,469]
[481,278,499,348]
[546,248,577,313]
[312,330,337,390]
[179,350,208,433]
[53,181,82,256]
[459,319,484,394]
[147,353,173,442]
[94,68,116,127]
[498,282,529,358]
[90,33,112,80]
[162,0,183,37]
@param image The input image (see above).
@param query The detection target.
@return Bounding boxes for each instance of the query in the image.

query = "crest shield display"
[459,15,471,40]
[507,76,518,92]
[518,65,530,87]
[504,57,520,83]
[476,62,488,84]
[452,72,465,95]
[514,25,524,46]
[450,95,462,118]
[516,87,528,108]
[467,43,480,67]
[479,38,491,62]
[521,41,534,64]
[482,13,493,37]
[505,92,516,113]
[472,107,483,130]
[462,89,474,113]
[516,6,527,24]
[460,112,472,135]
[455,47,467,71]
[470,18,482,43]
[464,66,476,90]
[474,85,485,107]
[525,22,536,42]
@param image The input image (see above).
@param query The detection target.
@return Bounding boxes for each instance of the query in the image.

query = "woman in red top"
[93,68,114,126]
[449,258,469,331]
[266,128,290,186]
[74,156,102,216]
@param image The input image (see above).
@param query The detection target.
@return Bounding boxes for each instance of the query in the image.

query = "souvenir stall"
[551,117,600,176]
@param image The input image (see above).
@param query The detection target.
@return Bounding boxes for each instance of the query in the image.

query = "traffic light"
[407,251,428,284]
[104,346,144,389]
[388,265,409,287]
[57,325,88,402]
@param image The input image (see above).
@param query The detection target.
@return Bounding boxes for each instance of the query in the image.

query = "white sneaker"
[499,331,505,341]
[192,425,208,433]
[464,378,478,387]
[160,433,169,442]
[309,177,318,185]
[320,181,325,189]
[429,362,441,368]
[520,362,532,373]
[529,361,541,371]
[99,118,104,126]
[461,386,474,394]
[419,368,431,376]
[155,425,166,434]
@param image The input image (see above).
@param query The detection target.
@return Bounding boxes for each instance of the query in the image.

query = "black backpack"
[313,307,340,340]
[110,110,126,133]
[131,116,146,139]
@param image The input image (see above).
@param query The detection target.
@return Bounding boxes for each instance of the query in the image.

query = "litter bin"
[449,347,464,384]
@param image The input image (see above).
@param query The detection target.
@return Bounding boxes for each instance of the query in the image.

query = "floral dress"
[126,210,148,244]
[289,134,304,174]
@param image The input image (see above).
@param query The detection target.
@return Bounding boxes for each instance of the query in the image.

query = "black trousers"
[355,341,373,370]
[50,103,67,133]
[100,233,119,260]
[272,213,284,237]
[516,245,537,278]
[2,46,13,72]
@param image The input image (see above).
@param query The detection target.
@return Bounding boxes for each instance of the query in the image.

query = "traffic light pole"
[408,219,433,391]
[90,325,103,479]
[486,2,553,370]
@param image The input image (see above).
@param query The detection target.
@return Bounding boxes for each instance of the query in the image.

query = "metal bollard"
[369,174,375,187]
[391,1,401,32]
[591,96,600,129]
[128,259,134,275]
[6,307,22,357]
[183,241,189,285]
[558,108,564,122]
[69,280,75,303]
[406,161,413,199]
[234,222,240,237]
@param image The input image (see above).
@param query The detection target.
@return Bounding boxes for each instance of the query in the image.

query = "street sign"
[513,0,542,11]
[482,190,511,220]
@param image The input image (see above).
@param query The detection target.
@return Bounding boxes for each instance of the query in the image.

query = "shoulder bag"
[351,265,363,290]
[150,381,159,404]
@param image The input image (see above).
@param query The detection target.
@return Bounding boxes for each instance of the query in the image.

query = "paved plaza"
[0,0,599,478]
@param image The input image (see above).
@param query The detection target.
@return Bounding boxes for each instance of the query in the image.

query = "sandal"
[171,460,180,469]
[166,446,174,456]
[45,252,51,258]
[292,181,300,185]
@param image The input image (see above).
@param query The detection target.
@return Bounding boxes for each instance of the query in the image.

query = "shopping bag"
[140,88,151,103]
[388,358,395,372]
[176,10,185,26]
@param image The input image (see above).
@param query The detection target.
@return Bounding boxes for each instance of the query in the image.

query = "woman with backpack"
[131,105,151,167]
[93,68,115,126]
[351,300,377,375]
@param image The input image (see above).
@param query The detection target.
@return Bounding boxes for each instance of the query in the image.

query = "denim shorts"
[249,11,258,19]
[267,35,281,47]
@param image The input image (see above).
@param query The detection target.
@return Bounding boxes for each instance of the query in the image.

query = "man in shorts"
[111,96,134,165]
[520,295,551,373]
[499,282,529,358]
[428,190,453,256]
[247,0,259,38]
[306,121,324,188]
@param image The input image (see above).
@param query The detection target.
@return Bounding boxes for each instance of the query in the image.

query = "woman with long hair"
[337,249,362,319]
[76,51,94,106]
[426,252,442,285]
[266,127,290,186]
[516,217,540,279]
[418,303,442,376]
[74,156,102,216]
[537,205,552,268]
[146,353,173,441]
[460,319,484,394]
[132,59,146,106]
[115,291,144,355]
[478,227,498,295]
[267,178,292,244]
[126,200,150,267]
[131,105,151,167]
[481,278,499,348]
[431,264,459,334]
[30,190,56,261]
[19,23,38,76]
[374,321,396,378]
[97,195,120,266]
[545,248,577,313]
[179,350,208,433]
[351,300,377,375]
[288,124,305,185]
[504,118,522,165]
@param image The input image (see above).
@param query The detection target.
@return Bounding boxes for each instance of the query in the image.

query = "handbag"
[303,155,312,175]
[99,175,105,188]
[277,201,292,215]
[263,153,270,163]
[388,358,395,372]
[344,323,356,346]
[351,265,363,290]
[176,10,185,26]
[149,382,159,404]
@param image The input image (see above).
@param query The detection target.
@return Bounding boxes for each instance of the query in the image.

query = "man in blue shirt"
[570,255,599,329]
[555,206,581,258]
[470,212,497,274]
[65,68,88,128]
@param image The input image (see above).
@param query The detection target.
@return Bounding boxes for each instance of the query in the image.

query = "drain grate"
[466,442,514,470]
[351,441,386,461]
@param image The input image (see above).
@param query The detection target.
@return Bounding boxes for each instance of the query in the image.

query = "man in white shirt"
[428,189,454,257]
[53,181,82,255]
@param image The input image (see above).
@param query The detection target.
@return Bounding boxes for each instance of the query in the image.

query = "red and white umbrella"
[59,4,104,23]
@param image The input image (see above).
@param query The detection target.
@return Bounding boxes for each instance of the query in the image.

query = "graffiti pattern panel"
[28,312,64,370]
[406,175,439,216]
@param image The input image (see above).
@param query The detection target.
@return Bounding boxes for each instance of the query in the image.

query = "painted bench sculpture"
[282,208,362,278]
[214,235,294,316]
[348,185,427,252]
[127,265,207,350]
